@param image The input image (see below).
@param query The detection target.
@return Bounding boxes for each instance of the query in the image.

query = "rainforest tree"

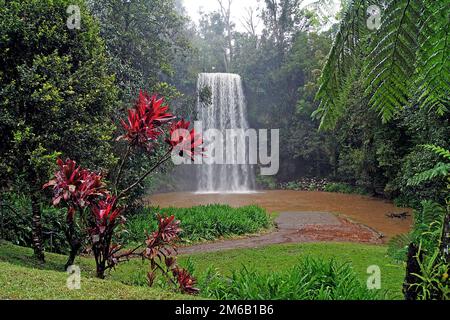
[0,0,119,261]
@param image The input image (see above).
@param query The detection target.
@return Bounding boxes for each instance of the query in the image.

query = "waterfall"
[196,73,256,193]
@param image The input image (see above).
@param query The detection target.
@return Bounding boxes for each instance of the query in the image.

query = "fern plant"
[388,200,445,261]
[315,0,449,129]
[408,145,450,187]
[411,247,450,300]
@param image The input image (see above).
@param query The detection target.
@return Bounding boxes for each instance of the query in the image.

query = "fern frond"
[407,163,450,186]
[364,0,420,122]
[387,233,411,261]
[415,200,446,226]
[415,1,450,115]
[314,0,449,129]
[422,145,450,161]
[314,0,374,130]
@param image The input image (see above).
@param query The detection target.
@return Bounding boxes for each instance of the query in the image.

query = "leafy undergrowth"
[124,205,273,244]
[102,242,405,300]
[0,241,195,300]
[182,242,405,300]
[324,182,369,195]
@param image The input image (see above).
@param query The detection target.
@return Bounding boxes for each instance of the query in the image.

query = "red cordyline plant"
[166,119,204,161]
[43,159,108,269]
[44,91,203,293]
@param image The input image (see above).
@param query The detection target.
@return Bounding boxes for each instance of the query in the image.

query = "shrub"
[279,178,329,191]
[256,176,277,190]
[198,258,383,300]
[43,90,203,289]
[124,205,272,244]
[0,192,67,253]
[388,200,446,262]
[324,182,368,195]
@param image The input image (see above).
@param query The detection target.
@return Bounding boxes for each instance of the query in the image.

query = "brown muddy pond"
[147,190,413,240]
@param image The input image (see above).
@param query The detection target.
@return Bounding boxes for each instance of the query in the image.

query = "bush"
[324,182,368,195]
[256,175,277,190]
[279,178,329,191]
[388,200,446,262]
[0,192,67,253]
[198,258,383,300]
[124,205,272,244]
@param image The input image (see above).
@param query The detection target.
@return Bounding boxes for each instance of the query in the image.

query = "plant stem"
[117,148,172,200]
[114,144,132,193]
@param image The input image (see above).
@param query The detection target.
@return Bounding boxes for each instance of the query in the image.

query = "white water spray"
[196,73,256,193]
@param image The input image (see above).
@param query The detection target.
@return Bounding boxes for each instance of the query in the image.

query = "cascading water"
[196,73,256,193]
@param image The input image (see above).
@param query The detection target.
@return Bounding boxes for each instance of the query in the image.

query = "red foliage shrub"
[44,91,201,294]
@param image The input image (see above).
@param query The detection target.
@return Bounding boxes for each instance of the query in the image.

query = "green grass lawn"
[177,243,406,299]
[0,241,195,300]
[0,241,405,300]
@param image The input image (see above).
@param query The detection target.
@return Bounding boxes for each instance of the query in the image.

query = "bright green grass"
[0,241,195,300]
[97,242,405,300]
[124,204,273,244]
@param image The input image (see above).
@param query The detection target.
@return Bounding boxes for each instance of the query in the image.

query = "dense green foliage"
[0,0,121,260]
[85,0,193,205]
[0,0,118,186]
[124,205,272,243]
[315,0,449,127]
[387,145,449,299]
[388,200,446,262]
[0,0,192,260]
[0,0,448,301]
[0,193,67,253]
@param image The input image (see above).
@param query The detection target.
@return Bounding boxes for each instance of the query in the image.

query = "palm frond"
[415,200,446,227]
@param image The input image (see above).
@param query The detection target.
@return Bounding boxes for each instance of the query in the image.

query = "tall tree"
[0,0,119,261]
[217,0,234,71]
[87,0,189,102]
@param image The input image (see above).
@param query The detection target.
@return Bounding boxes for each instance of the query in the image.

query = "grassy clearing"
[176,243,405,300]
[93,242,404,300]
[124,204,273,244]
[199,258,382,300]
[0,242,195,300]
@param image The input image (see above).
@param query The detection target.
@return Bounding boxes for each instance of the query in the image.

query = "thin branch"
[117,148,173,200]
[114,144,132,192]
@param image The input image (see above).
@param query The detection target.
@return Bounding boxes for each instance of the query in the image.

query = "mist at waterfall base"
[195,73,257,194]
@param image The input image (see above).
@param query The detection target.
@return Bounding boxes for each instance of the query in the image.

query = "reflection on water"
[148,190,413,240]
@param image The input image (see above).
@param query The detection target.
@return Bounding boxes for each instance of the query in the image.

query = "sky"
[182,0,341,33]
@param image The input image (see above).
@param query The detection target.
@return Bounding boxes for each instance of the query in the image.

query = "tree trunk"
[441,210,450,263]
[403,243,422,300]
[64,219,81,270]
[31,192,45,263]
[96,261,106,279]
